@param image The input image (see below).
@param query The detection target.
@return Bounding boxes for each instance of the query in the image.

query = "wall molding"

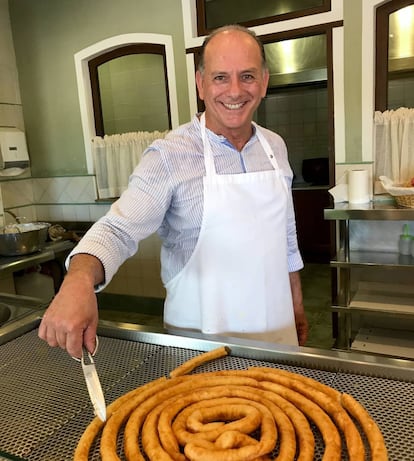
[74,33,179,174]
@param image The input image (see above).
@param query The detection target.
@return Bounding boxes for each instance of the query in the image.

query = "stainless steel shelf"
[0,239,74,275]
[331,250,414,268]
[332,304,414,318]
[351,327,414,359]
[325,203,414,354]
[324,202,414,220]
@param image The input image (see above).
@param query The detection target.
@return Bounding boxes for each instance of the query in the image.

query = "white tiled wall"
[1,178,34,208]
[258,86,329,182]
[33,176,97,203]
[0,175,107,223]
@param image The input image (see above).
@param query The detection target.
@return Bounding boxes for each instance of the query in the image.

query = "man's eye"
[242,74,255,81]
[214,75,226,81]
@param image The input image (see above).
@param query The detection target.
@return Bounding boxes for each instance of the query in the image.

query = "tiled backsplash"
[1,175,106,223]
[33,176,97,203]
[1,178,34,209]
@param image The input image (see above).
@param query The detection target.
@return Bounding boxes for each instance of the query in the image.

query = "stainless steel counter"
[0,292,47,329]
[0,239,75,275]
[0,314,413,460]
[0,240,75,328]
[324,201,414,220]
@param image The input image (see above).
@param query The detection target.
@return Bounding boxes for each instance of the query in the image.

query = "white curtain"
[92,130,169,199]
[374,107,414,185]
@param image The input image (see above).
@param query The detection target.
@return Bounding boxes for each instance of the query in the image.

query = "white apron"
[164,114,298,345]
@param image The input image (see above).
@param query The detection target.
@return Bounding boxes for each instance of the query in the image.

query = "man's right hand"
[38,254,104,358]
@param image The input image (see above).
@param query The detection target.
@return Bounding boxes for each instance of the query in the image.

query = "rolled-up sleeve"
[67,148,172,291]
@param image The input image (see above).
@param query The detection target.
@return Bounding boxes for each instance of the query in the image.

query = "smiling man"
[39,25,308,359]
[196,26,269,150]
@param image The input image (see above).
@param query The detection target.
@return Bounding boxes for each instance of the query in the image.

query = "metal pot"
[0,222,51,256]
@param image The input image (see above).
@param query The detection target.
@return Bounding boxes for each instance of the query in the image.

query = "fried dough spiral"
[74,347,388,461]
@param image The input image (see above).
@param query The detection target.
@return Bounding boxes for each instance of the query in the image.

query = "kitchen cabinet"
[324,203,414,359]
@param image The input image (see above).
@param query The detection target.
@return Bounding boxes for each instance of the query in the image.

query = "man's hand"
[294,309,309,346]
[289,270,309,346]
[38,254,104,358]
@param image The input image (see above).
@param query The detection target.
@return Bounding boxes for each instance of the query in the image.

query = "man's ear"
[195,70,205,100]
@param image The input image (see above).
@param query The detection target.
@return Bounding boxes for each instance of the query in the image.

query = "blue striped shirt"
[71,114,304,288]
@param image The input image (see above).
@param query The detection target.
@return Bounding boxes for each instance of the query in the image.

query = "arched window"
[89,44,171,136]
[376,0,414,110]
[74,33,179,174]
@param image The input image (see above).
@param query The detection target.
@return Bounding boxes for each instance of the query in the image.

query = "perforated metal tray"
[0,314,413,460]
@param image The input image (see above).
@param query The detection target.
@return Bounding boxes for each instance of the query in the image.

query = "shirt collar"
[196,113,258,151]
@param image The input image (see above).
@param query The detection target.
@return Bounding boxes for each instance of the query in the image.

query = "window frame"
[88,43,171,137]
[195,0,332,36]
[74,33,179,174]
[375,0,414,111]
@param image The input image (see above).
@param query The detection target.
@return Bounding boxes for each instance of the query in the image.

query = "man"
[39,25,308,358]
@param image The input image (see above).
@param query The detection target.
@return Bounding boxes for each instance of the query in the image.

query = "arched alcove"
[74,33,179,174]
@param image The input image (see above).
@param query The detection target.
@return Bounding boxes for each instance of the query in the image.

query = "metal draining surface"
[0,327,413,461]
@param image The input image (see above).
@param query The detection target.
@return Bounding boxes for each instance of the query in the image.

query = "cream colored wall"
[343,0,363,164]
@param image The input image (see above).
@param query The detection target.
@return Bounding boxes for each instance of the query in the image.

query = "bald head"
[198,25,267,75]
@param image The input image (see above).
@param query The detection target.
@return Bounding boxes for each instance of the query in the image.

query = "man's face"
[196,30,269,140]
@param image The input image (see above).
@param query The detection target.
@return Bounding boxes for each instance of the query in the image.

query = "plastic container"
[399,224,412,255]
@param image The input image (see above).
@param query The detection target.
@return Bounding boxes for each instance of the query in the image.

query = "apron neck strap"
[252,122,280,170]
[200,113,216,176]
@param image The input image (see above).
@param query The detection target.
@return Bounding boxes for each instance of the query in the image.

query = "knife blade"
[74,338,106,422]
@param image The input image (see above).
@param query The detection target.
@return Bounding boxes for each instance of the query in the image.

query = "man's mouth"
[222,102,245,110]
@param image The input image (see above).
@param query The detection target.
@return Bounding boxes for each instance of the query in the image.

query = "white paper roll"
[348,169,370,204]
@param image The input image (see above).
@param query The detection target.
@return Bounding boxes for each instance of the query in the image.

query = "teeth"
[224,103,244,110]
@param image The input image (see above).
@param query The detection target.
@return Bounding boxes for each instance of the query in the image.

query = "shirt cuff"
[288,250,304,272]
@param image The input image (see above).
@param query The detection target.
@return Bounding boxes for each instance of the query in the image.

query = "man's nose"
[228,78,242,96]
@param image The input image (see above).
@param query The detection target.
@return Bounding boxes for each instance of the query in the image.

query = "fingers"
[298,326,308,346]
[38,316,55,346]
[39,314,86,358]
[65,329,88,359]
[38,306,98,358]
[38,281,99,357]
[296,317,309,346]
[83,325,99,355]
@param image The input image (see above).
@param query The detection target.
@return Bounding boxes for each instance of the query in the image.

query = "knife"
[74,337,106,422]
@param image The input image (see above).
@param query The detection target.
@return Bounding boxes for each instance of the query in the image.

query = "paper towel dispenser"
[0,128,30,170]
